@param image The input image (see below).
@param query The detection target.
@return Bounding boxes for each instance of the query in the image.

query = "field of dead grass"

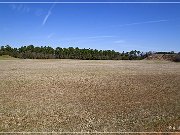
[0,59,180,133]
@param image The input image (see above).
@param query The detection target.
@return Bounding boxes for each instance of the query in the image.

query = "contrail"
[42,3,56,26]
[42,11,51,26]
[114,19,168,27]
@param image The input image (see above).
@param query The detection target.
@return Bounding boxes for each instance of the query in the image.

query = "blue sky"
[0,1,180,52]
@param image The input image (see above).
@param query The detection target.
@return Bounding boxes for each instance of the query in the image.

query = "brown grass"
[0,59,180,133]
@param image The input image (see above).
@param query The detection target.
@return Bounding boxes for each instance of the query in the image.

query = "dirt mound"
[146,54,177,61]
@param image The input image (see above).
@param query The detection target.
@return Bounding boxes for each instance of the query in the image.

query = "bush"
[0,51,3,56]
[173,55,180,62]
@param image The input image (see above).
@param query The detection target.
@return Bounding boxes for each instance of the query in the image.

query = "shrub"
[173,55,180,62]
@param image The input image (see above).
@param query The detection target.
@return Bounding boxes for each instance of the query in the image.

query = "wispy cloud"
[113,19,168,27]
[47,33,55,39]
[42,3,56,26]
[9,4,30,13]
[87,35,115,39]
[60,35,115,41]
[114,40,125,43]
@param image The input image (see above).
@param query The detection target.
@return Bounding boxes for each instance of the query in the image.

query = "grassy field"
[0,59,180,132]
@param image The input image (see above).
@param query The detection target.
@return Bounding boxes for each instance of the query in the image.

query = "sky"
[0,0,180,52]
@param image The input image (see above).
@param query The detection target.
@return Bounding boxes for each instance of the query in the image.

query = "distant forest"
[0,45,178,60]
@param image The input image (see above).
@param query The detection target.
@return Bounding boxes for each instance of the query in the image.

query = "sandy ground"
[0,59,180,133]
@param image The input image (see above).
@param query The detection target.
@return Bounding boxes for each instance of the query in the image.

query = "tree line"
[0,45,154,60]
[155,51,175,54]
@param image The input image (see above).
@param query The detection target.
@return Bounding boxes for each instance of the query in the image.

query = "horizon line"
[0,2,180,4]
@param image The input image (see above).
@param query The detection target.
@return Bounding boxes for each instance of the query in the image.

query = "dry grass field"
[0,59,180,133]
